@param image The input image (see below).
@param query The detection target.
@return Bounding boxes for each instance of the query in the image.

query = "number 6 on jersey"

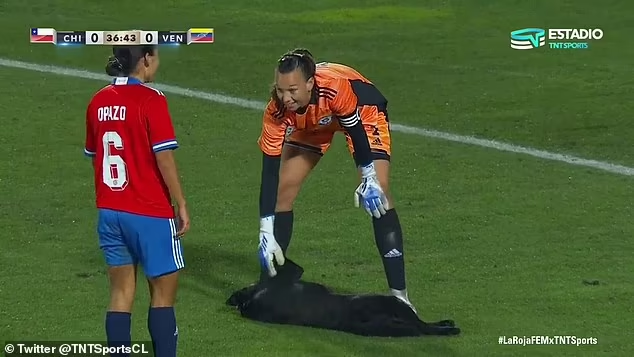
[102,131,128,191]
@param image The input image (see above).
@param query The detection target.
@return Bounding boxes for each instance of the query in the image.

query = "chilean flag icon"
[30,28,56,44]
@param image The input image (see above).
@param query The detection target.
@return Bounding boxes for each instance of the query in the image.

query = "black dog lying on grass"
[226,259,460,337]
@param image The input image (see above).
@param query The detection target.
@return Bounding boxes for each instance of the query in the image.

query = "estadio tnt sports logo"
[510,28,603,50]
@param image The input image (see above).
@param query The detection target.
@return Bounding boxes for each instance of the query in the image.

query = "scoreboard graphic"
[30,28,214,45]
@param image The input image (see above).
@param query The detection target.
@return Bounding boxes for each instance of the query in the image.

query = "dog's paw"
[429,319,455,328]
[438,326,461,336]
[419,319,460,336]
[421,324,460,336]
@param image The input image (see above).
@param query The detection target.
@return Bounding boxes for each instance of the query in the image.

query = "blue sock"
[148,307,178,357]
[105,311,131,356]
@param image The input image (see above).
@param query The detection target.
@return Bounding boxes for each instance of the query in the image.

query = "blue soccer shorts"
[97,208,185,278]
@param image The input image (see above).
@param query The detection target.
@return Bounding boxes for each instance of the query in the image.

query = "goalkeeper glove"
[354,163,388,219]
[258,215,285,277]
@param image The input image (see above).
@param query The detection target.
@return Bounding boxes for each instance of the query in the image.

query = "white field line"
[2,57,633,177]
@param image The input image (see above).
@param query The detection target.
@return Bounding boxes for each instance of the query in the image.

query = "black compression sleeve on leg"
[372,208,406,290]
[274,211,294,253]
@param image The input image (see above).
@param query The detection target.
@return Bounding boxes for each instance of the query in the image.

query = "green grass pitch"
[1,0,633,356]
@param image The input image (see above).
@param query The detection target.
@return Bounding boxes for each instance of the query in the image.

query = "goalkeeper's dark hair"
[276,48,316,80]
[270,48,316,110]
[105,45,157,76]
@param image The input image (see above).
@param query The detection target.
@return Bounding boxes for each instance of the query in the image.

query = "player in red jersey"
[257,48,417,313]
[84,45,188,357]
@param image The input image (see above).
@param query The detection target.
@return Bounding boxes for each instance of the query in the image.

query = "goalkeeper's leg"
[347,116,414,311]
[370,158,416,313]
[259,143,322,281]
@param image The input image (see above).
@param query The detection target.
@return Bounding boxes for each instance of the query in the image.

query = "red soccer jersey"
[84,77,178,219]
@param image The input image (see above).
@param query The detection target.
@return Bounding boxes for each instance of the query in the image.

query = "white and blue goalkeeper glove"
[258,215,285,277]
[354,163,389,219]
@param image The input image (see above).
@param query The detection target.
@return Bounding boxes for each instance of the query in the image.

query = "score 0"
[141,31,158,45]
[85,31,104,45]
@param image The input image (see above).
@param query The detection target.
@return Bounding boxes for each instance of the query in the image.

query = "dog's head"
[226,284,259,307]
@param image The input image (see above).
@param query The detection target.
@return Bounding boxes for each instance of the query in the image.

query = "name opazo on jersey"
[258,62,389,156]
[84,77,178,219]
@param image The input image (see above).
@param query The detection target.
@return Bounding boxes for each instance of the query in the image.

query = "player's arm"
[145,94,186,207]
[257,101,288,275]
[329,79,373,168]
[257,102,287,219]
[84,104,96,158]
[156,151,186,206]
[260,154,281,218]
[329,79,387,217]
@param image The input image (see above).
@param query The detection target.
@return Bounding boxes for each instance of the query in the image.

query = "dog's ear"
[276,258,304,282]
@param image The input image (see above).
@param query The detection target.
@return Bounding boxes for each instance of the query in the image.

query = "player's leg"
[147,271,180,357]
[98,209,137,348]
[347,114,415,311]
[259,132,328,280]
[274,132,330,253]
[274,142,323,251]
[120,212,184,357]
[372,159,414,310]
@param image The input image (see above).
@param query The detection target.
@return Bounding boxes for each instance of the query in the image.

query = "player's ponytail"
[104,45,157,77]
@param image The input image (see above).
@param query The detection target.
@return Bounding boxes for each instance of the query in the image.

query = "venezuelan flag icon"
[30,28,56,44]
[187,28,214,44]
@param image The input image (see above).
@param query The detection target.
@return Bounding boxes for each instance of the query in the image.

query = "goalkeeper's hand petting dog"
[226,259,460,337]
